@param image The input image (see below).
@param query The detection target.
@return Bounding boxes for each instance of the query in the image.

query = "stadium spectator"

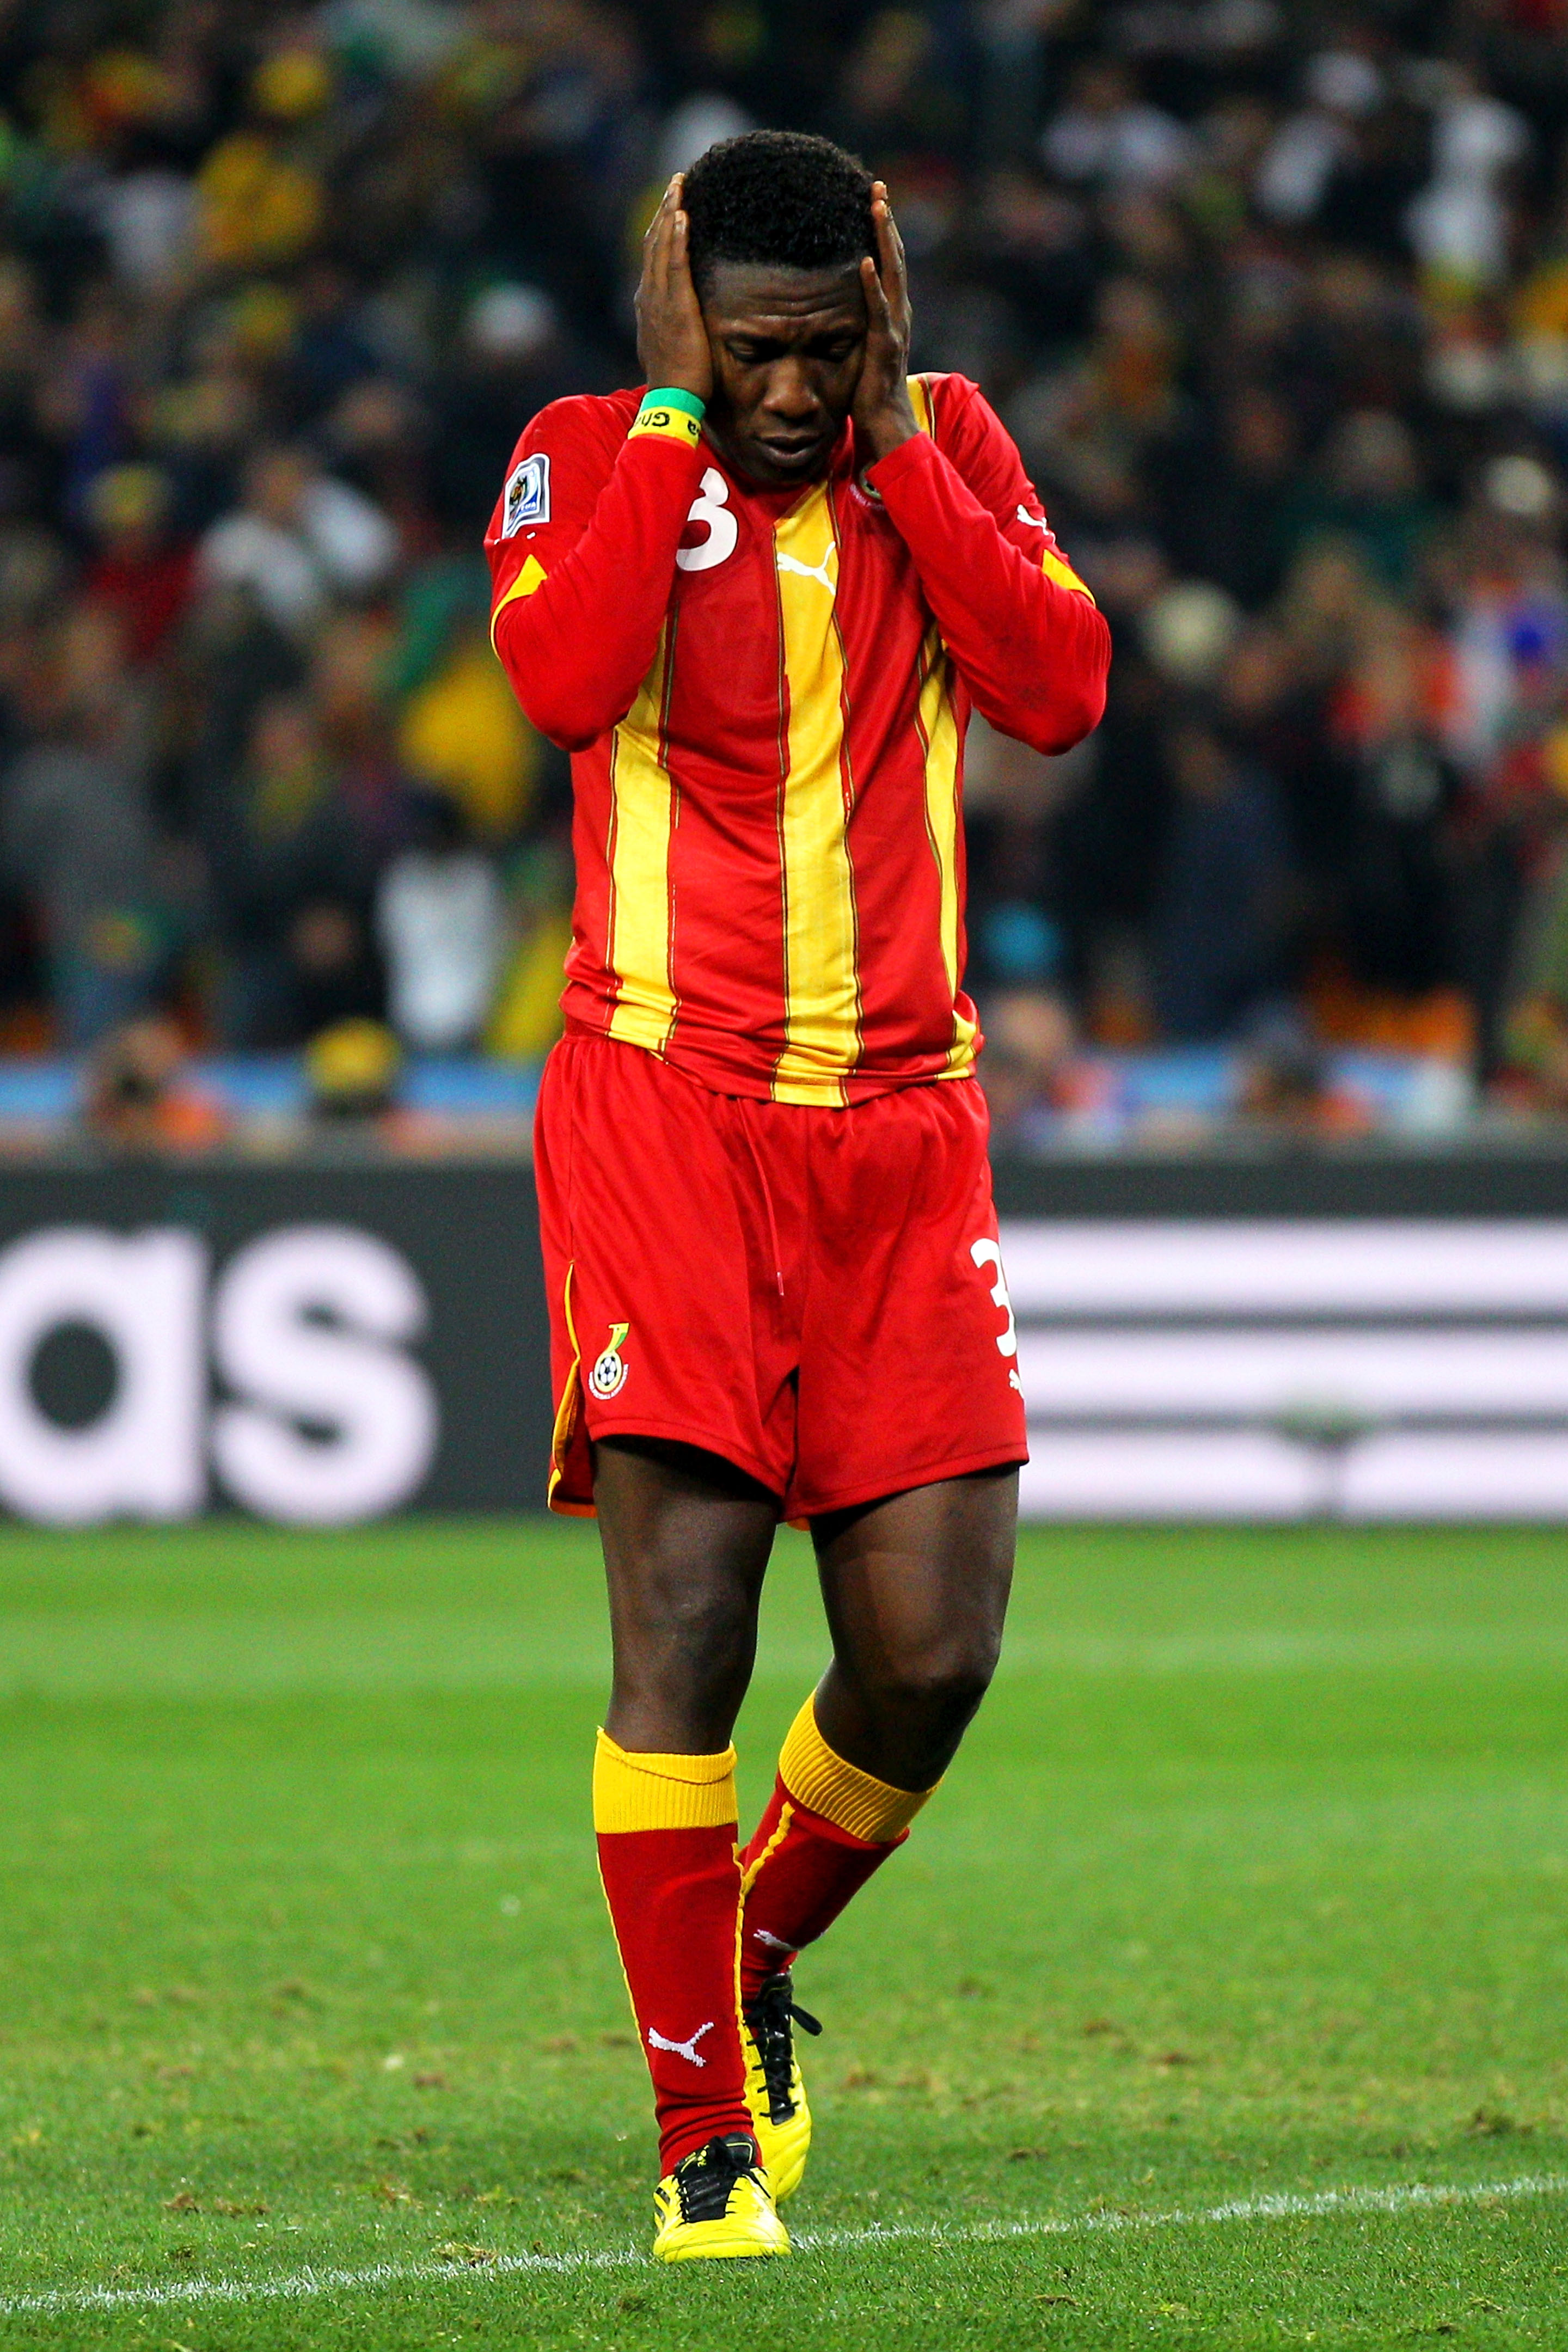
[200,689,385,1048]
[81,462,194,664]
[82,1013,226,1153]
[1040,60,1192,195]
[197,443,396,636]
[376,788,505,1054]
[1150,707,1295,1041]
[0,598,161,1045]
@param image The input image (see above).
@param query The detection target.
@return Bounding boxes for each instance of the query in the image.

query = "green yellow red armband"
[628,387,705,448]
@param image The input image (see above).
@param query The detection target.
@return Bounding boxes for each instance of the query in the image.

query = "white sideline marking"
[0,2173,1561,2317]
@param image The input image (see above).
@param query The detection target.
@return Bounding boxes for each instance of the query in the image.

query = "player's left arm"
[853,187,1111,755]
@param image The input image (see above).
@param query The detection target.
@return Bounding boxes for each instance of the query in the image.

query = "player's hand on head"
[635,174,714,405]
[853,182,919,464]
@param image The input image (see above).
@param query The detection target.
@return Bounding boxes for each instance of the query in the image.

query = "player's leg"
[591,1435,790,2257]
[596,1436,777,1750]
[735,1468,1014,2195]
[533,1039,801,2254]
[740,1463,1013,1989]
[736,1077,1024,2189]
[812,1461,1016,1784]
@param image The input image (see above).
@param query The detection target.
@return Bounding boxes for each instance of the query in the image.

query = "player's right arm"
[485,179,712,751]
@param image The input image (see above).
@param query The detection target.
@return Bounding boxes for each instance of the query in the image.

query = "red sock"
[593,1731,752,2173]
[738,1697,936,2004]
[739,1781,893,1999]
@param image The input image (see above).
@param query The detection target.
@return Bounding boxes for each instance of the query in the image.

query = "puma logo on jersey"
[647,2021,715,2068]
[1015,504,1049,530]
[776,549,836,593]
[751,1926,793,1952]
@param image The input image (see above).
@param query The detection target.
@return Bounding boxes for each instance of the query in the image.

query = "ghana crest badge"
[589,1322,630,1399]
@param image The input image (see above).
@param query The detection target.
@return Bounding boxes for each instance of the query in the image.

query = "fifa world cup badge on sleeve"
[502,452,550,536]
[589,1321,630,1399]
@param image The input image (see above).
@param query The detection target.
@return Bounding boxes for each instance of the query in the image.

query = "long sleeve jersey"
[485,372,1110,1106]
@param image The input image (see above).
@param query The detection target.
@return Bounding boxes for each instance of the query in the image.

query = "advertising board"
[0,1163,549,1524]
[1,1152,1566,1524]
[1006,1217,1568,1518]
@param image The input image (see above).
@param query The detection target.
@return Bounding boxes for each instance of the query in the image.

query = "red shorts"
[533,1033,1027,1522]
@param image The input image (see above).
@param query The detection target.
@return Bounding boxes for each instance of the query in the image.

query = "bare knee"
[812,1464,1016,1787]
[844,1636,1002,1787]
[610,1571,756,1720]
[876,1640,1000,1728]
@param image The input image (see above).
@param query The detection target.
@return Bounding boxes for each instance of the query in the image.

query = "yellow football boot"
[651,2132,790,2261]
[742,1974,821,2203]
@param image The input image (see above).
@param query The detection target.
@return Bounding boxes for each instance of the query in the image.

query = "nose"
[761,357,822,421]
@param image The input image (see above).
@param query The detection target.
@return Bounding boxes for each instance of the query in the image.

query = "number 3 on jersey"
[676,467,738,574]
[970,1238,1018,1357]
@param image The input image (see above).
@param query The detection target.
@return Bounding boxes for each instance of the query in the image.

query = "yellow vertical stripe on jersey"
[915,627,978,1077]
[904,376,974,1075]
[605,627,678,1052]
[772,482,860,1106]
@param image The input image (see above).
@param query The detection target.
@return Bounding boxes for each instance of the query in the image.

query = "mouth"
[754,431,831,474]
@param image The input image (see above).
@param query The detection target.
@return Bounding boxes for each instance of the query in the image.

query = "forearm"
[492,432,703,750]
[868,433,1110,753]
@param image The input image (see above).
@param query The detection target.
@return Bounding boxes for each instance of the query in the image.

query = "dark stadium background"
[4,0,1568,1521]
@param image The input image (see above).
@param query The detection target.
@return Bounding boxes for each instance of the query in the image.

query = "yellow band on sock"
[779,1698,935,1843]
[592,1729,738,1834]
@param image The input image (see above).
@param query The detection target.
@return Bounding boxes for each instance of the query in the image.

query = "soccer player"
[486,131,1108,2261]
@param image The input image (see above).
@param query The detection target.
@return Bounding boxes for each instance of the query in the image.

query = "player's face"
[700,262,867,489]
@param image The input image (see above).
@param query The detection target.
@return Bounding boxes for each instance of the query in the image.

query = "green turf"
[0,1519,1565,2349]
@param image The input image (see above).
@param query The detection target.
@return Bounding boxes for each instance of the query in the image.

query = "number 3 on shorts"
[970,1238,1018,1358]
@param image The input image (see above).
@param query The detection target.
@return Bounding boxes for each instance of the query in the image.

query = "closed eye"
[723,335,862,366]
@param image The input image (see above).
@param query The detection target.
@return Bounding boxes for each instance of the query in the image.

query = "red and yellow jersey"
[485,373,1108,1105]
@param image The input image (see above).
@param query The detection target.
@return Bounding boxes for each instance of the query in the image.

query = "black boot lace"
[743,1970,823,2126]
[673,2132,764,2222]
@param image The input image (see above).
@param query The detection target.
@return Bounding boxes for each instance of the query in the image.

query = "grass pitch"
[0,1519,1564,2350]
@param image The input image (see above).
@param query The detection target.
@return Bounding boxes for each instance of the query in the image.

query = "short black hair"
[682,130,877,299]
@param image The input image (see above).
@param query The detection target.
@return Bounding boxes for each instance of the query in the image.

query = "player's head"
[683,131,877,301]
[682,130,879,490]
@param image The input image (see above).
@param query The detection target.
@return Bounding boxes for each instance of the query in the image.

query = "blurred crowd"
[7,1,1568,1146]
